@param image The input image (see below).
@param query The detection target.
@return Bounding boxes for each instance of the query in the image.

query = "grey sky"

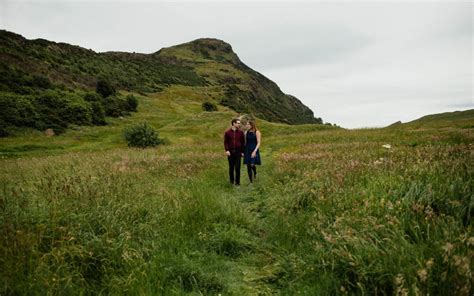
[1,1,472,128]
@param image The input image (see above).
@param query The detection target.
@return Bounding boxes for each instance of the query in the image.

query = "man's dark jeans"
[228,151,242,185]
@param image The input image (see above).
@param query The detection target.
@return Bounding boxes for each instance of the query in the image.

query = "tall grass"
[1,104,472,294]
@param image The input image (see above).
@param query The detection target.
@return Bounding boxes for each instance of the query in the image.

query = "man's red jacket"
[224,128,245,154]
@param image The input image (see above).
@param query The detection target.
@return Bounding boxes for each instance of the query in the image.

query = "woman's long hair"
[248,120,258,133]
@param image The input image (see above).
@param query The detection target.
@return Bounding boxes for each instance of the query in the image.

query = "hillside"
[0,30,321,131]
[403,109,474,128]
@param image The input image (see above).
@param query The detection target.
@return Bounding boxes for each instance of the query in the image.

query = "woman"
[244,120,261,183]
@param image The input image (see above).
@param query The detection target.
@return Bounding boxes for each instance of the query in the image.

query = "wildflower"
[467,237,474,247]
[417,268,428,283]
[442,242,454,254]
[386,201,394,210]
[453,255,470,276]
[411,203,424,213]
[424,205,435,220]
[426,258,434,269]
[442,242,454,262]
[382,144,392,149]
[394,273,404,286]
[395,274,408,296]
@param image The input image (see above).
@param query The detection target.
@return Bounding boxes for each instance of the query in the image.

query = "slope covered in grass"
[389,109,474,129]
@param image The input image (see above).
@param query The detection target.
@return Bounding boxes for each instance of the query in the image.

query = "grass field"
[1,88,472,295]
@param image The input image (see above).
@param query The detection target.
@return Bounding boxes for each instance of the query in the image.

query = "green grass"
[1,90,473,294]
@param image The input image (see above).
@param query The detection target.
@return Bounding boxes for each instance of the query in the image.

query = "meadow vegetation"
[0,86,472,294]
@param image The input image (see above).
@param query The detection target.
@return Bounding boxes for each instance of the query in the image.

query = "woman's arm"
[255,131,261,151]
[252,131,261,157]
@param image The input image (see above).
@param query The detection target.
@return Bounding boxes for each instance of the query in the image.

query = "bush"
[0,94,38,127]
[89,101,106,125]
[202,101,217,112]
[125,94,138,112]
[83,92,102,102]
[103,95,126,117]
[63,101,93,125]
[33,92,68,128]
[123,123,161,148]
[0,120,10,137]
[96,79,116,98]
[31,75,52,89]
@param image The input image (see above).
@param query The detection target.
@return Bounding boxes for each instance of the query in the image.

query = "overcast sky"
[1,1,472,128]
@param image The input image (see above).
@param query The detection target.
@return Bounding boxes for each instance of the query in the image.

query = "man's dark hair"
[231,118,240,125]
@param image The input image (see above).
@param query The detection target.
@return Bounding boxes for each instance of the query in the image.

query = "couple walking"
[224,118,261,186]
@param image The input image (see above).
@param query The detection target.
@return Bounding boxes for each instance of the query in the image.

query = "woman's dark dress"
[244,131,261,165]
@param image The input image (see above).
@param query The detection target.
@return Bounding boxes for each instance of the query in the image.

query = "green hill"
[385,109,474,130]
[0,29,321,136]
[403,109,474,128]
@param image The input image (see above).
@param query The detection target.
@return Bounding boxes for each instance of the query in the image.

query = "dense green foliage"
[0,88,137,136]
[95,79,116,98]
[123,122,162,148]
[125,94,138,112]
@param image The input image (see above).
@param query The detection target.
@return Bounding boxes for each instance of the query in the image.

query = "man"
[224,118,245,186]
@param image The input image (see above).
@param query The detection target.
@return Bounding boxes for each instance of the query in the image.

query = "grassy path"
[196,150,278,294]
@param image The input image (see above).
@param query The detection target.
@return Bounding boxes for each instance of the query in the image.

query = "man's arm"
[224,131,231,156]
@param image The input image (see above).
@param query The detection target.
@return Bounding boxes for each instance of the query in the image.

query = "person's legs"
[228,155,235,184]
[251,165,257,180]
[234,154,241,185]
[247,164,253,183]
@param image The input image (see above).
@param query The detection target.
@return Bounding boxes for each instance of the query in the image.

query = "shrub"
[0,120,10,137]
[96,79,116,98]
[202,101,217,112]
[83,92,102,102]
[125,94,138,112]
[103,95,125,117]
[31,75,52,89]
[0,94,38,127]
[33,92,68,127]
[89,101,106,125]
[63,101,92,125]
[123,123,161,148]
